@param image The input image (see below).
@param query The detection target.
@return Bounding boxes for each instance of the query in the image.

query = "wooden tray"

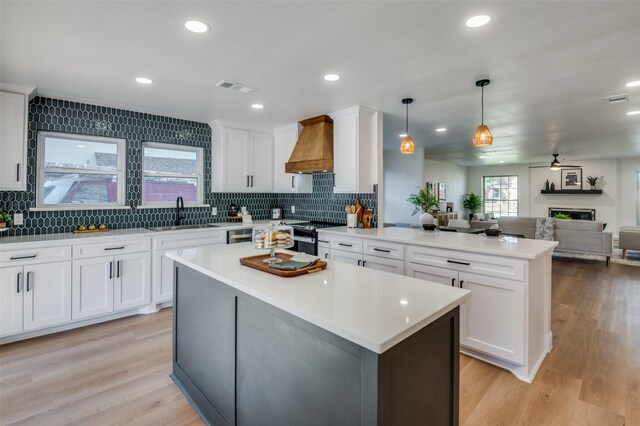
[73,228,111,234]
[239,253,327,277]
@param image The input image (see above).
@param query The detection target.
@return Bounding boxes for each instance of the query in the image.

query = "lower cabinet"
[72,252,150,320]
[330,249,405,274]
[406,262,524,364]
[0,261,72,337]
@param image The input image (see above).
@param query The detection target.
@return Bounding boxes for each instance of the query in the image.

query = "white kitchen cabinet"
[0,84,35,191]
[325,234,404,273]
[330,106,378,194]
[362,254,404,275]
[72,251,150,319]
[330,249,362,266]
[405,263,458,287]
[210,121,274,192]
[318,247,331,260]
[273,123,312,193]
[0,261,71,337]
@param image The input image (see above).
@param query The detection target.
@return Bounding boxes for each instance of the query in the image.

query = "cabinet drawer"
[406,245,525,282]
[74,238,151,259]
[330,236,363,253]
[363,239,404,260]
[153,230,226,250]
[317,234,331,248]
[0,245,71,265]
[363,255,404,275]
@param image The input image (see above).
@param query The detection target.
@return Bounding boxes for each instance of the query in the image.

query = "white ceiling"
[2,1,639,166]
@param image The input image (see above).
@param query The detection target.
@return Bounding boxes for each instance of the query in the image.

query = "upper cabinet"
[210,121,274,192]
[273,123,312,193]
[0,84,35,191]
[330,106,378,194]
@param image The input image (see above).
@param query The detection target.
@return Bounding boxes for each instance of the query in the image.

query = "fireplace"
[548,208,595,221]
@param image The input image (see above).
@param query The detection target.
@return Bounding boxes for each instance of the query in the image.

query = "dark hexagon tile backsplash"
[0,97,376,236]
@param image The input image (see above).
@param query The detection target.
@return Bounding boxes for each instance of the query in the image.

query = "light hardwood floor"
[1,258,638,425]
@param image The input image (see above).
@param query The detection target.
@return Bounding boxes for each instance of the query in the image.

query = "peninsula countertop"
[167,243,470,353]
[318,226,558,260]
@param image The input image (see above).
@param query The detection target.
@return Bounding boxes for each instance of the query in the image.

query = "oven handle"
[293,236,316,244]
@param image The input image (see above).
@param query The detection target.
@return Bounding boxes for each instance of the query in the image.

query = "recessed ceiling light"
[627,110,640,115]
[626,80,640,87]
[251,104,264,109]
[184,20,210,33]
[77,145,85,148]
[324,74,340,81]
[399,133,408,138]
[479,155,486,159]
[400,300,408,305]
[436,128,447,132]
[499,160,505,163]
[135,77,153,85]
[465,14,491,28]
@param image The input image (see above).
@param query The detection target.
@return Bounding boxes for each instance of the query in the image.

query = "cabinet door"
[72,257,114,319]
[153,249,174,303]
[249,132,274,191]
[318,247,331,260]
[458,272,525,364]
[332,113,358,193]
[0,90,27,190]
[405,263,458,287]
[273,124,297,193]
[363,255,404,275]
[23,261,72,330]
[330,249,362,266]
[114,252,151,312]
[222,128,250,191]
[0,266,23,336]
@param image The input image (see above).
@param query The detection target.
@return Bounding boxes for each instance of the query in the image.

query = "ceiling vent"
[215,80,256,93]
[605,93,629,104]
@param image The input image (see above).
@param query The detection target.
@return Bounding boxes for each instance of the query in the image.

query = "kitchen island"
[167,243,470,426]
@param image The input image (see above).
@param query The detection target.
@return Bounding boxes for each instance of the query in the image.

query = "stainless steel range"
[290,221,345,255]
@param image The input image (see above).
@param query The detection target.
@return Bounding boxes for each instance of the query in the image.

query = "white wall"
[383,148,425,225]
[424,159,468,213]
[617,158,640,227]
[466,164,532,217]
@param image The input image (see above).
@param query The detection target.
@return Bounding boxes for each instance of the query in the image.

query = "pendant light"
[473,79,493,147]
[400,98,415,154]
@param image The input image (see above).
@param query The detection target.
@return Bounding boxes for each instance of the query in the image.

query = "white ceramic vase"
[419,212,434,225]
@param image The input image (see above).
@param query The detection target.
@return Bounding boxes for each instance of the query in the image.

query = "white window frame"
[141,141,204,207]
[482,175,519,218]
[36,131,126,209]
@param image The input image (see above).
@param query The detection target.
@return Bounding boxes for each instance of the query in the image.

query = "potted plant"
[553,212,571,220]
[586,176,599,190]
[462,193,482,221]
[407,187,439,223]
[0,209,12,229]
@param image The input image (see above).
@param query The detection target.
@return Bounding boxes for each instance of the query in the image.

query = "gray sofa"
[498,217,613,265]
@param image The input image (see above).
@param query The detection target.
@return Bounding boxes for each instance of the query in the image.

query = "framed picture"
[426,182,436,195]
[438,183,447,201]
[561,169,582,190]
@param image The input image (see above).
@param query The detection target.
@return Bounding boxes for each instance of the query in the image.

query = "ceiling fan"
[528,154,581,171]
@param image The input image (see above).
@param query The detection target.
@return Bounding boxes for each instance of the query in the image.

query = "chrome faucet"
[175,196,185,226]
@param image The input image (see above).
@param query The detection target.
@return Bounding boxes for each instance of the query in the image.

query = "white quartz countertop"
[167,243,471,354]
[0,219,308,249]
[318,227,558,260]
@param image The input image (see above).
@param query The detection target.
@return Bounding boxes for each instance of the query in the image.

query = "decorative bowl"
[422,224,437,231]
[484,228,501,237]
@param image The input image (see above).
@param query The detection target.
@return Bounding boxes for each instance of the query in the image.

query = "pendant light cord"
[481,86,484,125]
[405,102,409,134]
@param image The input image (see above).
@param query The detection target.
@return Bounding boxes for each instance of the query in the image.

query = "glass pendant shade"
[400,136,416,154]
[472,124,493,147]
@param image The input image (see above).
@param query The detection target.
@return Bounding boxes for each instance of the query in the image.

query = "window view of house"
[482,175,518,217]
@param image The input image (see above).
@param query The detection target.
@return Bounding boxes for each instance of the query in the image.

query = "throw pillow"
[535,217,556,240]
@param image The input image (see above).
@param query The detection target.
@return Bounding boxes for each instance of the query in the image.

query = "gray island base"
[171,263,460,426]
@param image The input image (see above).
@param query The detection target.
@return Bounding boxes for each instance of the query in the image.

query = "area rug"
[552,242,640,267]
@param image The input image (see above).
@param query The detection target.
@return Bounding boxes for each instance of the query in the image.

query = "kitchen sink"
[146,224,218,232]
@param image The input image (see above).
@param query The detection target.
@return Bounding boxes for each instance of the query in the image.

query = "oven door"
[292,235,317,256]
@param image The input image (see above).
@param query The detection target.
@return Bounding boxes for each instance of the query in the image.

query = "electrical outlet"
[13,213,24,226]
[212,207,217,216]
[291,206,295,214]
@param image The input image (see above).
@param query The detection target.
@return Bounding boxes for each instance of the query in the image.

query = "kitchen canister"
[347,214,357,228]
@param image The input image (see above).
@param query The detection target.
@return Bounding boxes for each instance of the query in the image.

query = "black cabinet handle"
[10,254,37,260]
[16,163,20,182]
[362,260,367,267]
[251,175,254,187]
[318,239,330,244]
[451,278,455,287]
[324,253,328,259]
[338,243,353,247]
[109,261,113,279]
[460,280,464,288]
[26,272,32,292]
[292,176,295,188]
[117,260,121,278]
[17,272,21,293]
[447,260,470,266]
[373,248,391,253]
[246,175,250,187]
[104,246,125,251]
[357,259,361,266]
